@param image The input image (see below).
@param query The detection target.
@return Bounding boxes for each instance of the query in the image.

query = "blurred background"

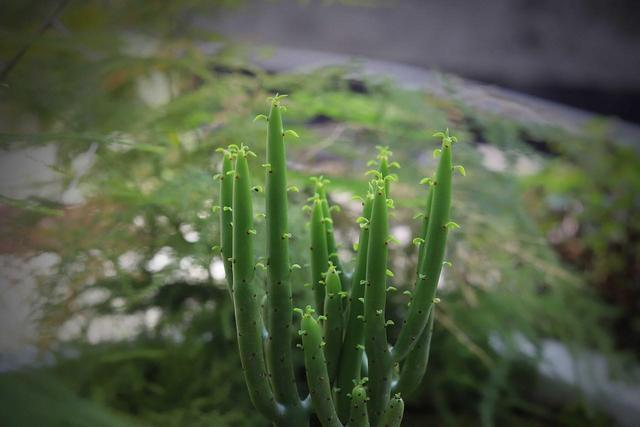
[1,1,639,426]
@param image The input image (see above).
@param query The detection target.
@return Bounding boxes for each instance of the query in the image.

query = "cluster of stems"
[214,94,462,426]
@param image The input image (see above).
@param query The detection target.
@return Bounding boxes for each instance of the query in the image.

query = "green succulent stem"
[299,307,342,427]
[219,151,234,292]
[264,99,303,409]
[324,265,344,382]
[417,184,434,272]
[231,149,280,420]
[379,394,405,427]
[364,181,392,425]
[348,384,369,427]
[315,181,348,291]
[391,136,453,363]
[394,307,435,396]
[335,192,373,422]
[310,198,330,314]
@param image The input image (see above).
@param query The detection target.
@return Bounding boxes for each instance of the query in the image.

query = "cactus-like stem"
[379,394,404,427]
[264,98,303,410]
[231,147,281,420]
[219,150,235,292]
[391,134,453,363]
[348,383,369,427]
[394,306,435,396]
[323,264,344,382]
[335,191,373,421]
[299,306,342,427]
[315,180,348,291]
[391,181,437,397]
[364,181,392,425]
[378,155,390,196]
[416,184,434,272]
[310,197,330,314]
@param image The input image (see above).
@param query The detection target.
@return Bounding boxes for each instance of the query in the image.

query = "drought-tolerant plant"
[214,94,462,426]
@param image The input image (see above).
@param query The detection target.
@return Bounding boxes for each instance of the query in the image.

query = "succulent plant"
[214,94,462,426]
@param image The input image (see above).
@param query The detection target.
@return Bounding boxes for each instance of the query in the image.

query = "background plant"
[0,1,627,426]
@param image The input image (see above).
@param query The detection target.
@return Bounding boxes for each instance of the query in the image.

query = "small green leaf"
[453,165,466,176]
[445,221,461,230]
[419,177,434,186]
[356,216,369,224]
[386,235,399,244]
[389,161,401,169]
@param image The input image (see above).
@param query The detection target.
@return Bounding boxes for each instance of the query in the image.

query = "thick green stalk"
[299,307,342,427]
[219,151,234,292]
[264,99,302,410]
[394,307,435,396]
[378,155,390,196]
[416,185,434,272]
[315,181,348,290]
[364,181,392,426]
[335,192,373,422]
[379,394,404,427]
[392,137,453,363]
[324,265,344,382]
[310,198,329,314]
[347,384,369,427]
[231,148,280,420]
[392,182,436,397]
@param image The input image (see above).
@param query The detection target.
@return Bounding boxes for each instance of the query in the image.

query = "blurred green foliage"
[0,1,631,426]
[0,371,139,427]
[522,121,640,355]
